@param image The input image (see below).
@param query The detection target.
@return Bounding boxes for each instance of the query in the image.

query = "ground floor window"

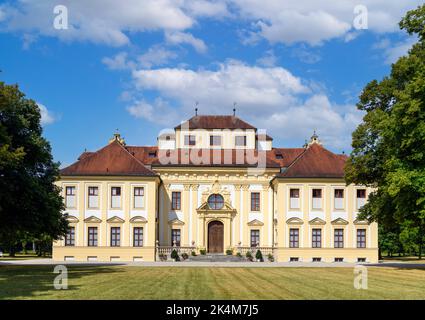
[312,228,322,248]
[357,229,366,248]
[334,229,344,248]
[250,230,260,247]
[111,227,121,247]
[65,227,75,246]
[133,227,143,247]
[289,228,299,248]
[171,229,181,246]
[88,227,98,247]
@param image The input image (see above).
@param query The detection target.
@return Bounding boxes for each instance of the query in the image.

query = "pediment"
[168,218,185,226]
[354,219,370,225]
[331,218,349,225]
[130,216,148,223]
[247,219,264,226]
[84,216,102,223]
[107,216,125,223]
[65,215,79,223]
[286,217,304,225]
[309,217,326,225]
[197,201,235,212]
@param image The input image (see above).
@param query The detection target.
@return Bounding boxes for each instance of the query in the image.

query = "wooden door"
[208,221,224,253]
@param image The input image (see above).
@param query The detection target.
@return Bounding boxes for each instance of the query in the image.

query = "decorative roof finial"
[308,130,322,147]
[109,129,125,145]
[233,102,237,116]
[195,102,199,116]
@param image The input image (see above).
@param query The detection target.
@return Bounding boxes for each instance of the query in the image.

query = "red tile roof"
[277,143,347,178]
[175,115,256,130]
[61,140,156,176]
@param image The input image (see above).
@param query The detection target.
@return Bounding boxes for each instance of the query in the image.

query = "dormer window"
[148,151,156,158]
[184,135,196,146]
[276,153,283,159]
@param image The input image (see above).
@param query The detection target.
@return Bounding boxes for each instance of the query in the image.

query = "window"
[312,257,322,262]
[65,227,75,246]
[357,257,366,263]
[312,188,322,209]
[276,153,283,160]
[235,135,247,147]
[111,227,120,247]
[184,135,196,146]
[171,191,181,210]
[250,230,260,247]
[290,188,300,209]
[148,151,156,158]
[251,192,260,211]
[290,257,299,262]
[134,187,144,209]
[208,194,224,210]
[210,135,222,146]
[171,229,181,246]
[88,186,99,208]
[357,229,366,248]
[289,228,299,248]
[133,227,143,247]
[334,229,344,248]
[335,257,344,262]
[334,189,344,209]
[312,229,322,248]
[88,227,98,247]
[111,187,121,208]
[65,186,76,208]
[356,189,366,209]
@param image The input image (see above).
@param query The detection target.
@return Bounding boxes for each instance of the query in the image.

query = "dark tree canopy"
[0,81,67,253]
[345,5,425,258]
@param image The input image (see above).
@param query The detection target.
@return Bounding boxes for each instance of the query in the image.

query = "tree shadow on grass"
[0,265,124,300]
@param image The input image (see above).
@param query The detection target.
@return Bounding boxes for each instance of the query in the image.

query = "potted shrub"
[200,249,207,255]
[191,251,197,256]
[245,251,253,262]
[226,249,233,255]
[181,252,189,260]
[236,252,242,258]
[159,253,167,261]
[267,253,274,262]
[171,249,180,262]
[255,250,263,262]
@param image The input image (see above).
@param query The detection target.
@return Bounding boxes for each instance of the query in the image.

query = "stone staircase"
[188,254,245,262]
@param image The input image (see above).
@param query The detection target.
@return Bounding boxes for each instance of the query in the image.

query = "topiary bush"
[171,249,180,261]
[255,250,263,262]
[200,249,207,255]
[191,251,197,256]
[267,253,274,262]
[246,251,253,261]
[226,249,233,255]
[181,252,189,260]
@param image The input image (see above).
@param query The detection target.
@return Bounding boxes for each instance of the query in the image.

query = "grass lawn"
[0,253,50,261]
[0,265,424,300]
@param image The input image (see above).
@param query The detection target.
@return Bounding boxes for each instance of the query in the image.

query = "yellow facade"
[53,115,378,263]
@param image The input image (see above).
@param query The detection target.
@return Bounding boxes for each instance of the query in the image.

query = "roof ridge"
[281,147,309,175]
[117,142,156,174]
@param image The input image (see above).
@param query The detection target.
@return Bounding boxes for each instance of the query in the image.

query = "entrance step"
[188,254,244,262]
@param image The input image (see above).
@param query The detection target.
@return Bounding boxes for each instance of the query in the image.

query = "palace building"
[53,114,378,263]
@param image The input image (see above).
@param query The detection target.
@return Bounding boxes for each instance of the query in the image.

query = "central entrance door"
[208,220,224,253]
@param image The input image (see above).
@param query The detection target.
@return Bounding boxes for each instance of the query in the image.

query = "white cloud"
[138,46,177,68]
[128,60,361,149]
[373,37,416,64]
[37,103,56,125]
[256,50,277,67]
[165,31,207,53]
[102,52,136,70]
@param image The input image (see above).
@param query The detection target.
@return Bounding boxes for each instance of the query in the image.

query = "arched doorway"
[208,220,224,253]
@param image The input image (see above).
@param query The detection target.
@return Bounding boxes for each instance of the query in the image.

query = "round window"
[208,194,224,210]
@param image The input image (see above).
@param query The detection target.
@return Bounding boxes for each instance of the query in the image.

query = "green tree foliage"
[345,5,425,258]
[0,81,67,255]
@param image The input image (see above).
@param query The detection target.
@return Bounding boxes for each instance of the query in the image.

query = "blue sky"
[0,1,421,167]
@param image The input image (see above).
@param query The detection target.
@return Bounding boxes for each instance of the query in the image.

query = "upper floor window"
[334,229,344,248]
[134,187,144,209]
[171,229,181,246]
[133,227,143,247]
[210,135,222,146]
[235,135,247,147]
[65,186,76,208]
[334,189,344,210]
[148,151,156,158]
[171,191,181,210]
[88,186,99,208]
[312,229,322,248]
[208,194,224,210]
[110,227,121,247]
[356,189,366,210]
[87,227,98,247]
[289,188,300,209]
[65,227,75,246]
[312,189,322,209]
[111,187,121,209]
[251,192,260,211]
[250,230,260,247]
[289,228,299,248]
[357,229,366,248]
[184,135,196,146]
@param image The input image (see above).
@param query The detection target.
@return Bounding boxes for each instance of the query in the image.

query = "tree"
[0,81,67,255]
[345,4,425,259]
